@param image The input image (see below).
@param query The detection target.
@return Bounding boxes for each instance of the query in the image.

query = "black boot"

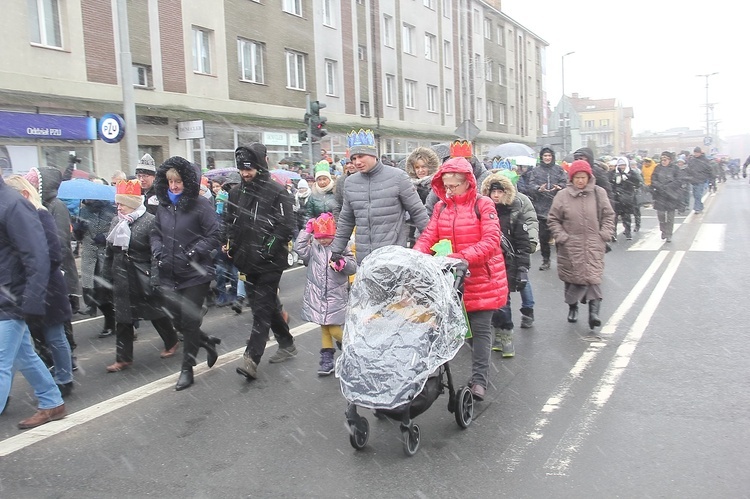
[201,336,221,368]
[588,299,602,329]
[175,367,194,391]
[567,304,578,323]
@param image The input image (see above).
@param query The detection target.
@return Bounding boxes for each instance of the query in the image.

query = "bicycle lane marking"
[497,251,670,472]
[543,250,685,475]
[0,321,319,458]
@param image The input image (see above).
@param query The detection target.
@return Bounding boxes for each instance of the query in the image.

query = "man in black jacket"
[135,153,160,214]
[687,147,713,214]
[528,147,568,270]
[226,143,296,380]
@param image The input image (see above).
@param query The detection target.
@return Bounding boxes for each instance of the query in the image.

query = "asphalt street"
[1,179,748,498]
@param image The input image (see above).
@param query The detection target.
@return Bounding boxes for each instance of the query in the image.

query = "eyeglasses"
[444,181,465,191]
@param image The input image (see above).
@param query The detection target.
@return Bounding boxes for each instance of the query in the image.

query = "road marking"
[0,322,319,457]
[497,251,669,472]
[689,224,725,251]
[543,251,685,476]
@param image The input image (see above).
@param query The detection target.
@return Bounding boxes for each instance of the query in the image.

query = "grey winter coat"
[294,231,356,325]
[330,161,429,263]
[77,200,117,289]
[651,163,685,212]
[547,176,615,286]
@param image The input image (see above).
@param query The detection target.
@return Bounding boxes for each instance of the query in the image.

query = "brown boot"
[17,404,67,429]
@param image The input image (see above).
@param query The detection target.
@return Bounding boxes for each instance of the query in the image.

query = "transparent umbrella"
[486,142,535,159]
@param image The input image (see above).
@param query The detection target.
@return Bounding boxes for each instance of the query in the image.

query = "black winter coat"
[38,209,72,327]
[527,163,568,218]
[609,167,642,214]
[651,163,685,212]
[687,155,714,184]
[152,157,220,290]
[225,171,294,274]
[496,199,531,292]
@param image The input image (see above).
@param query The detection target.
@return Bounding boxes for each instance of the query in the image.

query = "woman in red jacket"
[413,157,507,401]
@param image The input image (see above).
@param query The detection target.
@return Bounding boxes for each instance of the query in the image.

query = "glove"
[260,236,278,260]
[515,267,529,291]
[305,219,315,233]
[329,252,344,269]
[68,295,80,315]
[24,314,46,334]
[93,233,107,246]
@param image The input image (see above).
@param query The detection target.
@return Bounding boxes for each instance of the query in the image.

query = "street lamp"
[561,51,575,155]
[696,72,718,148]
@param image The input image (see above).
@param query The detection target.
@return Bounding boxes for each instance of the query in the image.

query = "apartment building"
[0,0,546,177]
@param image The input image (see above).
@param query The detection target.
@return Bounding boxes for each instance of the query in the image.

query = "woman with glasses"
[413,157,507,402]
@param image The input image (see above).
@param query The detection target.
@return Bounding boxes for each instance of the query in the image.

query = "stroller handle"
[443,258,469,291]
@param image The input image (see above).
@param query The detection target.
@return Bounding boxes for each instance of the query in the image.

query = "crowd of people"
[0,133,731,430]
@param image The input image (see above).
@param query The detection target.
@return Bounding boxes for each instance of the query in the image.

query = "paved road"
[1,180,748,498]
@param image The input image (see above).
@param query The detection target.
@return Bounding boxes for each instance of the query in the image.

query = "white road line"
[543,251,685,476]
[0,322,320,458]
[497,251,669,472]
[689,224,725,252]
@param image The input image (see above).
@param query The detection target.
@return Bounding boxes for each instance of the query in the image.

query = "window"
[444,89,453,115]
[325,59,337,96]
[498,104,506,124]
[476,98,483,121]
[322,0,333,26]
[192,27,211,74]
[483,18,492,40]
[425,33,437,61]
[423,0,435,8]
[383,15,394,47]
[360,101,370,117]
[285,50,305,90]
[404,79,417,109]
[402,24,415,55]
[443,40,452,68]
[600,119,610,127]
[283,0,302,16]
[498,64,506,86]
[384,74,395,107]
[358,45,367,61]
[132,64,149,87]
[487,101,494,123]
[442,0,451,18]
[238,38,264,83]
[485,60,493,82]
[427,85,437,112]
[28,0,62,48]
[585,120,595,129]
[497,25,505,46]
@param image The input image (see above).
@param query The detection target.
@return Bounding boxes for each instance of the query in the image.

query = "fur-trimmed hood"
[405,147,440,180]
[154,156,202,209]
[480,171,516,206]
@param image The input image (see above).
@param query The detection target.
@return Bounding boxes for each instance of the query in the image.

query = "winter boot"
[268,343,298,363]
[519,307,534,329]
[231,296,244,314]
[492,328,503,352]
[499,330,515,358]
[317,348,335,376]
[539,259,551,271]
[236,352,257,379]
[567,304,579,323]
[588,299,602,329]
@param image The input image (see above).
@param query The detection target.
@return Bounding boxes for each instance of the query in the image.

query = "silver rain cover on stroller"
[336,246,468,410]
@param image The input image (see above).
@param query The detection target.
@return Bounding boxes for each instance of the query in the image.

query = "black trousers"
[115,317,178,363]
[244,270,294,364]
[161,282,211,370]
[539,217,552,260]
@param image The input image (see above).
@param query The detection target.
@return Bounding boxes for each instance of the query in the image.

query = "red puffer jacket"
[413,157,507,312]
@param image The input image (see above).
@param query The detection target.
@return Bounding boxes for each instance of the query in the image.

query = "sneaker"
[317,348,335,376]
[491,331,503,352]
[98,329,113,338]
[236,353,258,379]
[539,259,551,271]
[625,233,632,241]
[520,314,534,329]
[268,344,298,364]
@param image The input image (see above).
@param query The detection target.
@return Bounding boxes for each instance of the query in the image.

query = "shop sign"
[177,120,205,140]
[263,132,288,146]
[0,111,97,140]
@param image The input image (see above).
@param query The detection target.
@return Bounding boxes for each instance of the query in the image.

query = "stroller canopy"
[337,246,468,410]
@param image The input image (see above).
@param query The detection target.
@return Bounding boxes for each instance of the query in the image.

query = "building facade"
[0,0,547,178]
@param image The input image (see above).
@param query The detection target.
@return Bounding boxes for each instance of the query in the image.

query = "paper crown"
[312,212,336,239]
[450,140,473,158]
[116,179,141,196]
[347,129,377,158]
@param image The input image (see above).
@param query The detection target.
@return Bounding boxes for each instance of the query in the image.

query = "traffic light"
[309,100,327,140]
[298,130,308,143]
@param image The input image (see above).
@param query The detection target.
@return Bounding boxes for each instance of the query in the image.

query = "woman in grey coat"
[547,160,615,333]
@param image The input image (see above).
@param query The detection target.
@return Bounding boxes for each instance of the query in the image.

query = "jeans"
[0,320,63,413]
[466,310,493,389]
[692,182,707,212]
[214,254,238,298]
[44,323,73,385]
[492,294,513,330]
[520,281,535,310]
[237,279,246,299]
[244,270,294,364]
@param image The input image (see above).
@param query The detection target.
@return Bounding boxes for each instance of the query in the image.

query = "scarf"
[107,204,147,249]
[313,181,334,195]
[168,190,183,205]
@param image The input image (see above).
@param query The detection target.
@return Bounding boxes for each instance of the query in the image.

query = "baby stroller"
[336,246,473,456]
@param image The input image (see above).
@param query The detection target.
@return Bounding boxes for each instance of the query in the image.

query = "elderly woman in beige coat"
[547,160,615,332]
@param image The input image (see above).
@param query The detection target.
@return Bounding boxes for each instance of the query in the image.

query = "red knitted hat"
[568,160,593,181]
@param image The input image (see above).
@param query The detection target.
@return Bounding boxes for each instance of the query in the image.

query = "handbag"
[128,256,156,298]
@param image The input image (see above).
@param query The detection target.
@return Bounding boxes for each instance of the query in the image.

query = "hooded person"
[413,156,507,401]
[225,143,297,380]
[609,156,642,240]
[294,178,312,232]
[547,160,615,333]
[103,180,179,372]
[152,156,221,391]
[405,146,440,203]
[308,161,340,219]
[528,146,568,271]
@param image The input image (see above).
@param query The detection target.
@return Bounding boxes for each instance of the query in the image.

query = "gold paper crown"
[449,140,473,158]
[116,179,141,196]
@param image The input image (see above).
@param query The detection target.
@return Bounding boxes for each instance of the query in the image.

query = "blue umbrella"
[58,179,116,201]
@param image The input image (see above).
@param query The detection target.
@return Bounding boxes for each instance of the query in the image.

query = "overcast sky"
[501,0,748,137]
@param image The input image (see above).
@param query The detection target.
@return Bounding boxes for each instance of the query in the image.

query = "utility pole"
[696,72,718,148]
[561,51,575,155]
[116,0,138,174]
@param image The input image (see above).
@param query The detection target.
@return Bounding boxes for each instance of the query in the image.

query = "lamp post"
[561,51,575,154]
[696,72,718,147]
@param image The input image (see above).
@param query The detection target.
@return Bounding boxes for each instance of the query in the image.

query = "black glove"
[24,314,46,334]
[260,236,279,261]
[330,252,343,265]
[93,233,107,246]
[515,267,529,291]
[68,295,80,314]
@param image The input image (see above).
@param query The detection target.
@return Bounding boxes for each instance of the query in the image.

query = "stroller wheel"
[401,424,421,457]
[454,386,474,429]
[349,417,369,450]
